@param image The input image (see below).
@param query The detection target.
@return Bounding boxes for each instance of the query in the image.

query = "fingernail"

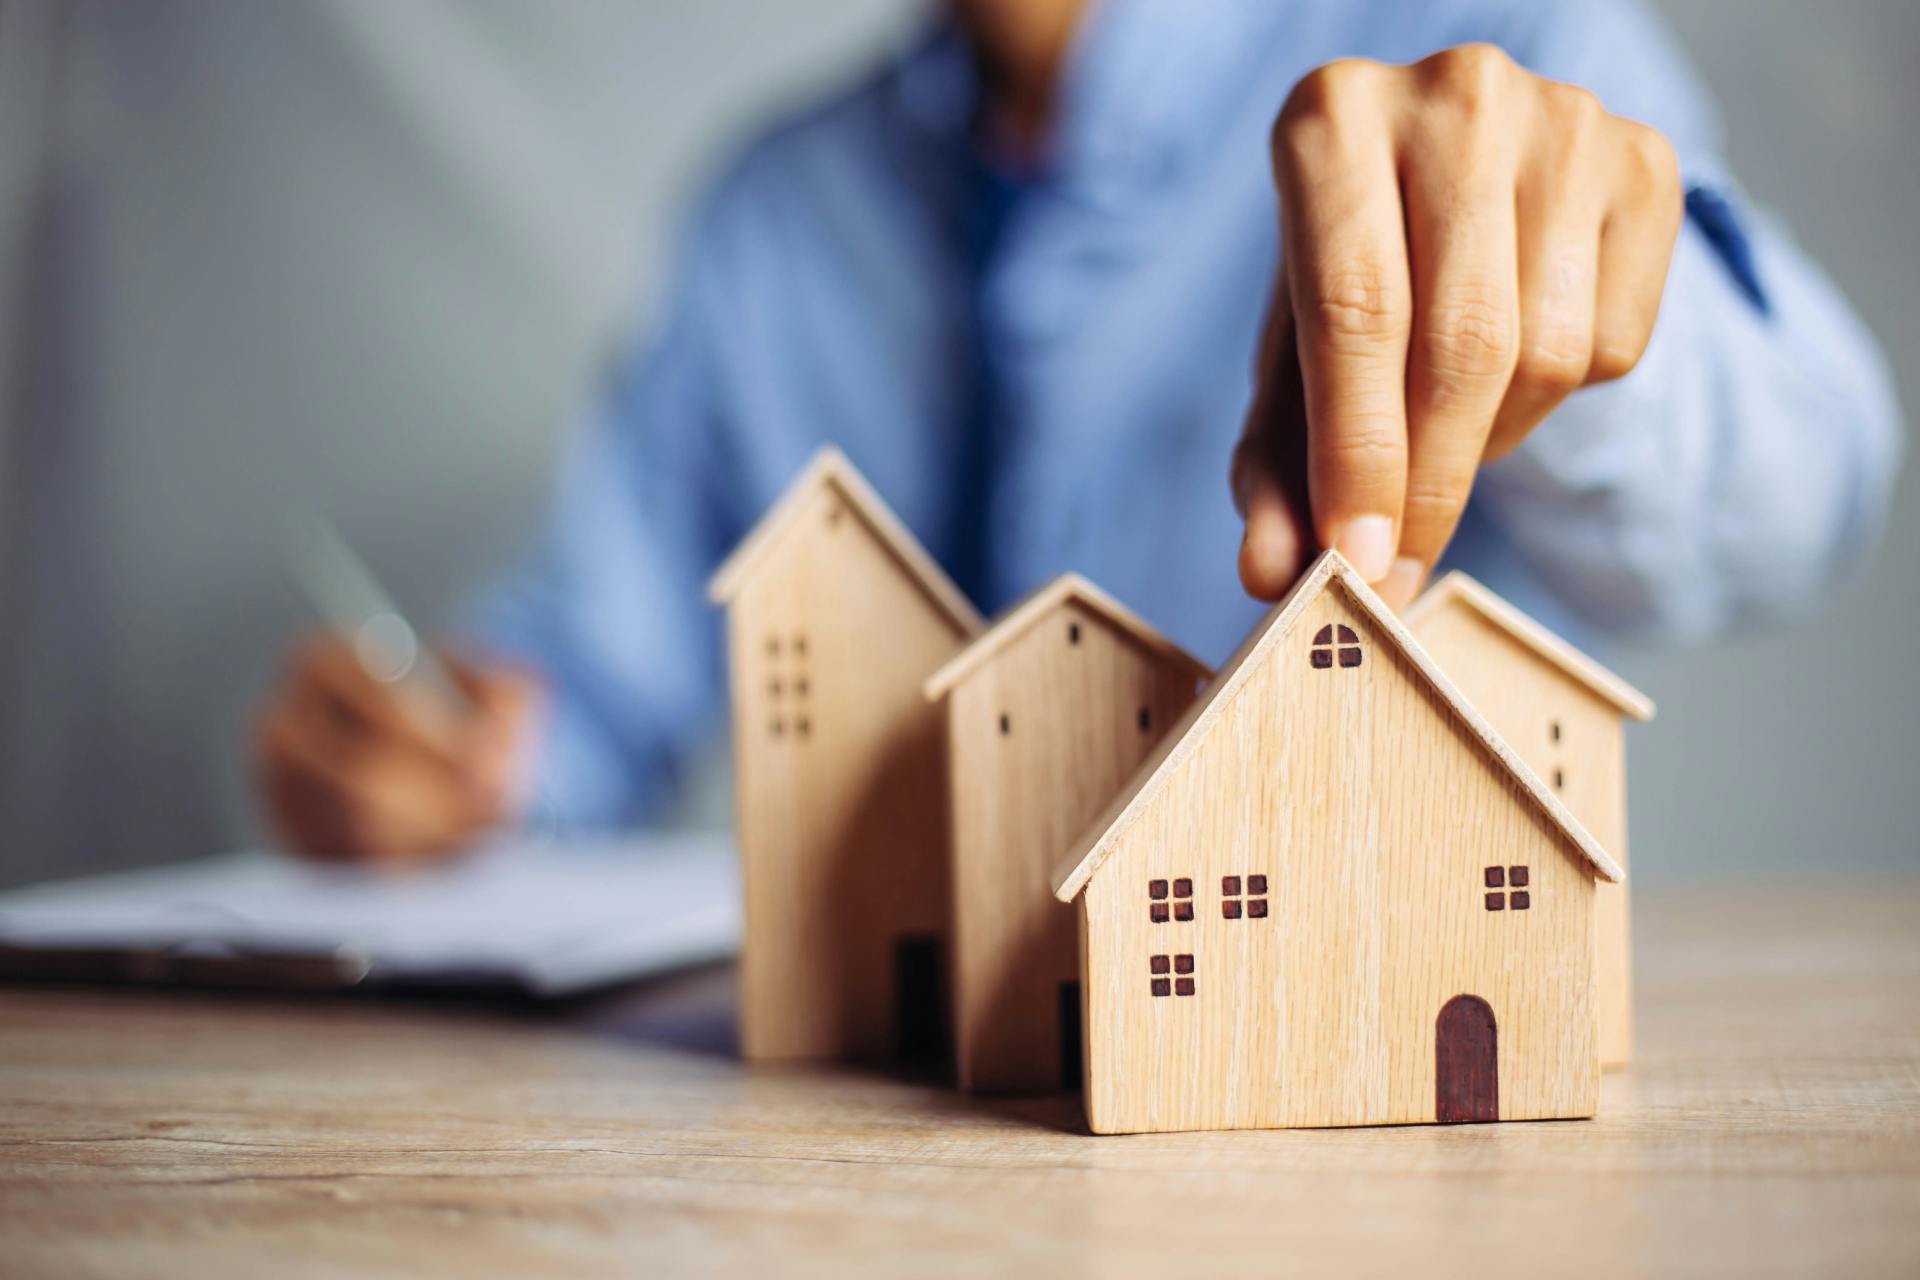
[1381,556,1427,607]
[1333,515,1395,582]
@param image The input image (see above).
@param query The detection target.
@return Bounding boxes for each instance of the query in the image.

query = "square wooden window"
[1222,873,1268,920]
[1485,892,1506,911]
[1511,891,1531,910]
[1509,865,1529,887]
[1149,954,1194,998]
[1485,866,1505,888]
[1154,876,1194,922]
[1310,648,1333,670]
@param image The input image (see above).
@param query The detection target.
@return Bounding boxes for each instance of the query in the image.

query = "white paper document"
[0,832,740,996]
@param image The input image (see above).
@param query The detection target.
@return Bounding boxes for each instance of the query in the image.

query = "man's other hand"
[253,637,537,862]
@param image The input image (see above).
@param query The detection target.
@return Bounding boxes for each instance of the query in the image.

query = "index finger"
[1272,61,1413,583]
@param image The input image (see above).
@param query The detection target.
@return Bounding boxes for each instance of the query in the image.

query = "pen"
[283,509,474,713]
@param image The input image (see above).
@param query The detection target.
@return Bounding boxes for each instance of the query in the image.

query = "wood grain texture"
[1406,579,1640,1066]
[1075,577,1598,1132]
[2,883,1917,1280]
[935,581,1205,1092]
[1056,552,1621,899]
[717,462,980,1061]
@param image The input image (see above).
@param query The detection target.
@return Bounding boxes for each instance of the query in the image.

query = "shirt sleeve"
[464,207,745,832]
[1472,0,1905,639]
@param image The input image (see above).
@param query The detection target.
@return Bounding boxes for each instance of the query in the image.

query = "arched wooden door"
[1436,994,1499,1123]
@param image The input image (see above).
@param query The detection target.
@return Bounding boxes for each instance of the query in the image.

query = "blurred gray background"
[0,0,1912,890]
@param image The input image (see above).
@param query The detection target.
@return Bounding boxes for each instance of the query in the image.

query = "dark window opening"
[1137,707,1151,732]
[1150,955,1196,997]
[1550,720,1562,743]
[1553,768,1565,790]
[1310,623,1363,670]
[1150,877,1194,924]
[999,713,1011,735]
[1068,622,1082,645]
[1485,866,1531,912]
[767,635,812,744]
[1222,873,1269,920]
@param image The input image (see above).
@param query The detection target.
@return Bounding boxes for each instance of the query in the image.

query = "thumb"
[1234,263,1314,600]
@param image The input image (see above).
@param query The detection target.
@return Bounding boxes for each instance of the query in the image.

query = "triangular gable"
[1052,550,1623,902]
[923,573,1209,700]
[707,447,982,637]
[1403,572,1655,721]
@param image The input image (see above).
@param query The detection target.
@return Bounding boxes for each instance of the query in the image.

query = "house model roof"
[1051,550,1624,902]
[707,447,983,636]
[1402,572,1656,721]
[923,572,1210,700]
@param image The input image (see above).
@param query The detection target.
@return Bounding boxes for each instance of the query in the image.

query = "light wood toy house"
[1051,550,1624,1134]
[1404,573,1654,1067]
[925,575,1210,1093]
[709,448,983,1062]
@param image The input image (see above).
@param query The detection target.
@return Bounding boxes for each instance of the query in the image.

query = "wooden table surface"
[3,882,1918,1279]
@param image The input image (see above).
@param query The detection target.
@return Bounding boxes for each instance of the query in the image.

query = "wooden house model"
[710,448,982,1062]
[924,575,1209,1093]
[1051,550,1623,1134]
[1404,572,1654,1067]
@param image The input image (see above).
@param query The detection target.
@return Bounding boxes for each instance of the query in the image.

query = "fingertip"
[1377,556,1428,611]
[1330,514,1396,583]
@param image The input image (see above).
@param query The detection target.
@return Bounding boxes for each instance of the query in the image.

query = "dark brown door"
[1435,994,1499,1123]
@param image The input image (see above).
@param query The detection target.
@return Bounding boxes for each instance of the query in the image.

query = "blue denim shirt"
[475,0,1902,828]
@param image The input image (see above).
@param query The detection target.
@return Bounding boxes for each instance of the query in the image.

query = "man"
[256,0,1901,860]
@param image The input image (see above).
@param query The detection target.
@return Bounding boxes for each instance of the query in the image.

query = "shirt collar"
[891,0,1292,197]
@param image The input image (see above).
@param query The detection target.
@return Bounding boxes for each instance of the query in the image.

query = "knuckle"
[1587,331,1647,383]
[1621,122,1680,190]
[1421,290,1519,379]
[1315,416,1404,478]
[1513,329,1592,398]
[1547,82,1605,139]
[1425,43,1514,109]
[1278,58,1378,130]
[1401,473,1471,529]
[1306,263,1406,342]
